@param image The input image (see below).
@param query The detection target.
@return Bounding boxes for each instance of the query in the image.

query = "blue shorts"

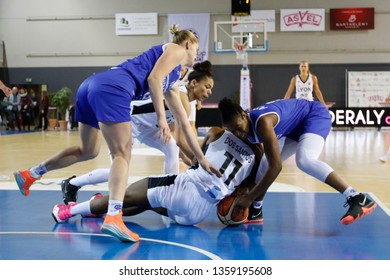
[75,68,137,129]
[287,102,331,141]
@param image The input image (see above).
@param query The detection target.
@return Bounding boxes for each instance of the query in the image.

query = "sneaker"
[61,176,79,205]
[340,193,377,225]
[52,202,77,223]
[82,193,105,218]
[244,206,264,224]
[379,154,388,163]
[14,169,40,196]
[101,211,139,242]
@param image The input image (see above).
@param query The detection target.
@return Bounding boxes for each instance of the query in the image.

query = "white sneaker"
[379,154,388,163]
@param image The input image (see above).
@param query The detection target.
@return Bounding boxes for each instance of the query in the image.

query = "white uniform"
[131,99,179,174]
[295,74,314,101]
[177,68,197,122]
[147,130,256,225]
[131,99,175,141]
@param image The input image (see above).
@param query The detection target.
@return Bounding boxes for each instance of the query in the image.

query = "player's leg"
[379,146,390,162]
[14,123,102,196]
[61,168,110,204]
[52,176,150,221]
[138,128,180,174]
[99,121,139,242]
[296,133,376,225]
[246,137,296,223]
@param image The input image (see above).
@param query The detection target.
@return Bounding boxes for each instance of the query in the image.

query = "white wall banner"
[168,13,210,62]
[280,9,325,32]
[348,71,390,107]
[115,13,158,35]
[232,10,276,33]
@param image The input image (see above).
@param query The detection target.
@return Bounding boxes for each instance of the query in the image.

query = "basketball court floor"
[0,128,390,261]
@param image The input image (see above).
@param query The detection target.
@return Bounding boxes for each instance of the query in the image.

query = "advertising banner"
[115,13,158,35]
[330,8,374,30]
[280,9,325,31]
[348,71,390,107]
[329,107,390,128]
[168,13,210,62]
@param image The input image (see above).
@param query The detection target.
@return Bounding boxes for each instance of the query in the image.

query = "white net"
[234,45,248,68]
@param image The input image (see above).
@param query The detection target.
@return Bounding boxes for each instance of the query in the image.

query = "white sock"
[343,187,359,198]
[70,168,110,187]
[30,163,47,178]
[70,201,91,216]
[107,200,122,216]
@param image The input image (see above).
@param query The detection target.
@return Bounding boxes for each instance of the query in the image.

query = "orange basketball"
[217,195,249,226]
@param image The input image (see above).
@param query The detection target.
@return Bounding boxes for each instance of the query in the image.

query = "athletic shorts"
[75,68,136,129]
[287,102,331,141]
[147,173,216,225]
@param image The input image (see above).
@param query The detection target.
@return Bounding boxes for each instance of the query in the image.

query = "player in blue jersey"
[59,61,215,205]
[218,97,376,225]
[13,25,221,243]
[52,127,260,228]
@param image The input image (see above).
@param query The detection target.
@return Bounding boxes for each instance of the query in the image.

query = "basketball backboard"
[214,20,268,53]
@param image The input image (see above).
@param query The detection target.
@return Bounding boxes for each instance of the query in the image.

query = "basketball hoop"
[234,44,248,61]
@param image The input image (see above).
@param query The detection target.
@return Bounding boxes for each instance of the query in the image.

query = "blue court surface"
[1,190,389,260]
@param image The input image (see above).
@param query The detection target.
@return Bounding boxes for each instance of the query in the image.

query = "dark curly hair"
[188,60,213,83]
[218,97,244,124]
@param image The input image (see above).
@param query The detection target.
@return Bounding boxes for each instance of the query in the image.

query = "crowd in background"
[0,86,49,131]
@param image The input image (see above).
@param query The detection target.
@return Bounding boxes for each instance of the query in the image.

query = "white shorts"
[147,173,216,225]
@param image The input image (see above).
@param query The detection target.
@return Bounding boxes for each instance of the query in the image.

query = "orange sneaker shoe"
[340,193,377,225]
[244,206,264,224]
[101,211,139,242]
[13,169,40,196]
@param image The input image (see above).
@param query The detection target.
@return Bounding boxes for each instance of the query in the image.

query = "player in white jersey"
[283,60,327,106]
[177,66,202,135]
[52,127,260,229]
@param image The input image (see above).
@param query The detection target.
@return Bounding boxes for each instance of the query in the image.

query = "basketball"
[217,195,249,226]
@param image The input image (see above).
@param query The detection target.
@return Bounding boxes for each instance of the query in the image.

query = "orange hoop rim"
[233,44,248,51]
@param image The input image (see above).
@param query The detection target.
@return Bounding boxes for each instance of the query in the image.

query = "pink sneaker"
[82,193,105,218]
[52,202,77,223]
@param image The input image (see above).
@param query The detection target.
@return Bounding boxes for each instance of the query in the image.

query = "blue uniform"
[247,99,331,143]
[75,44,181,128]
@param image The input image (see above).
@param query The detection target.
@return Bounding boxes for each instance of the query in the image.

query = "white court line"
[0,232,222,260]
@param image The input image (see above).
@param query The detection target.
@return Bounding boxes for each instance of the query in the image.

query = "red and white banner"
[168,13,210,62]
[330,8,374,30]
[280,9,325,32]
